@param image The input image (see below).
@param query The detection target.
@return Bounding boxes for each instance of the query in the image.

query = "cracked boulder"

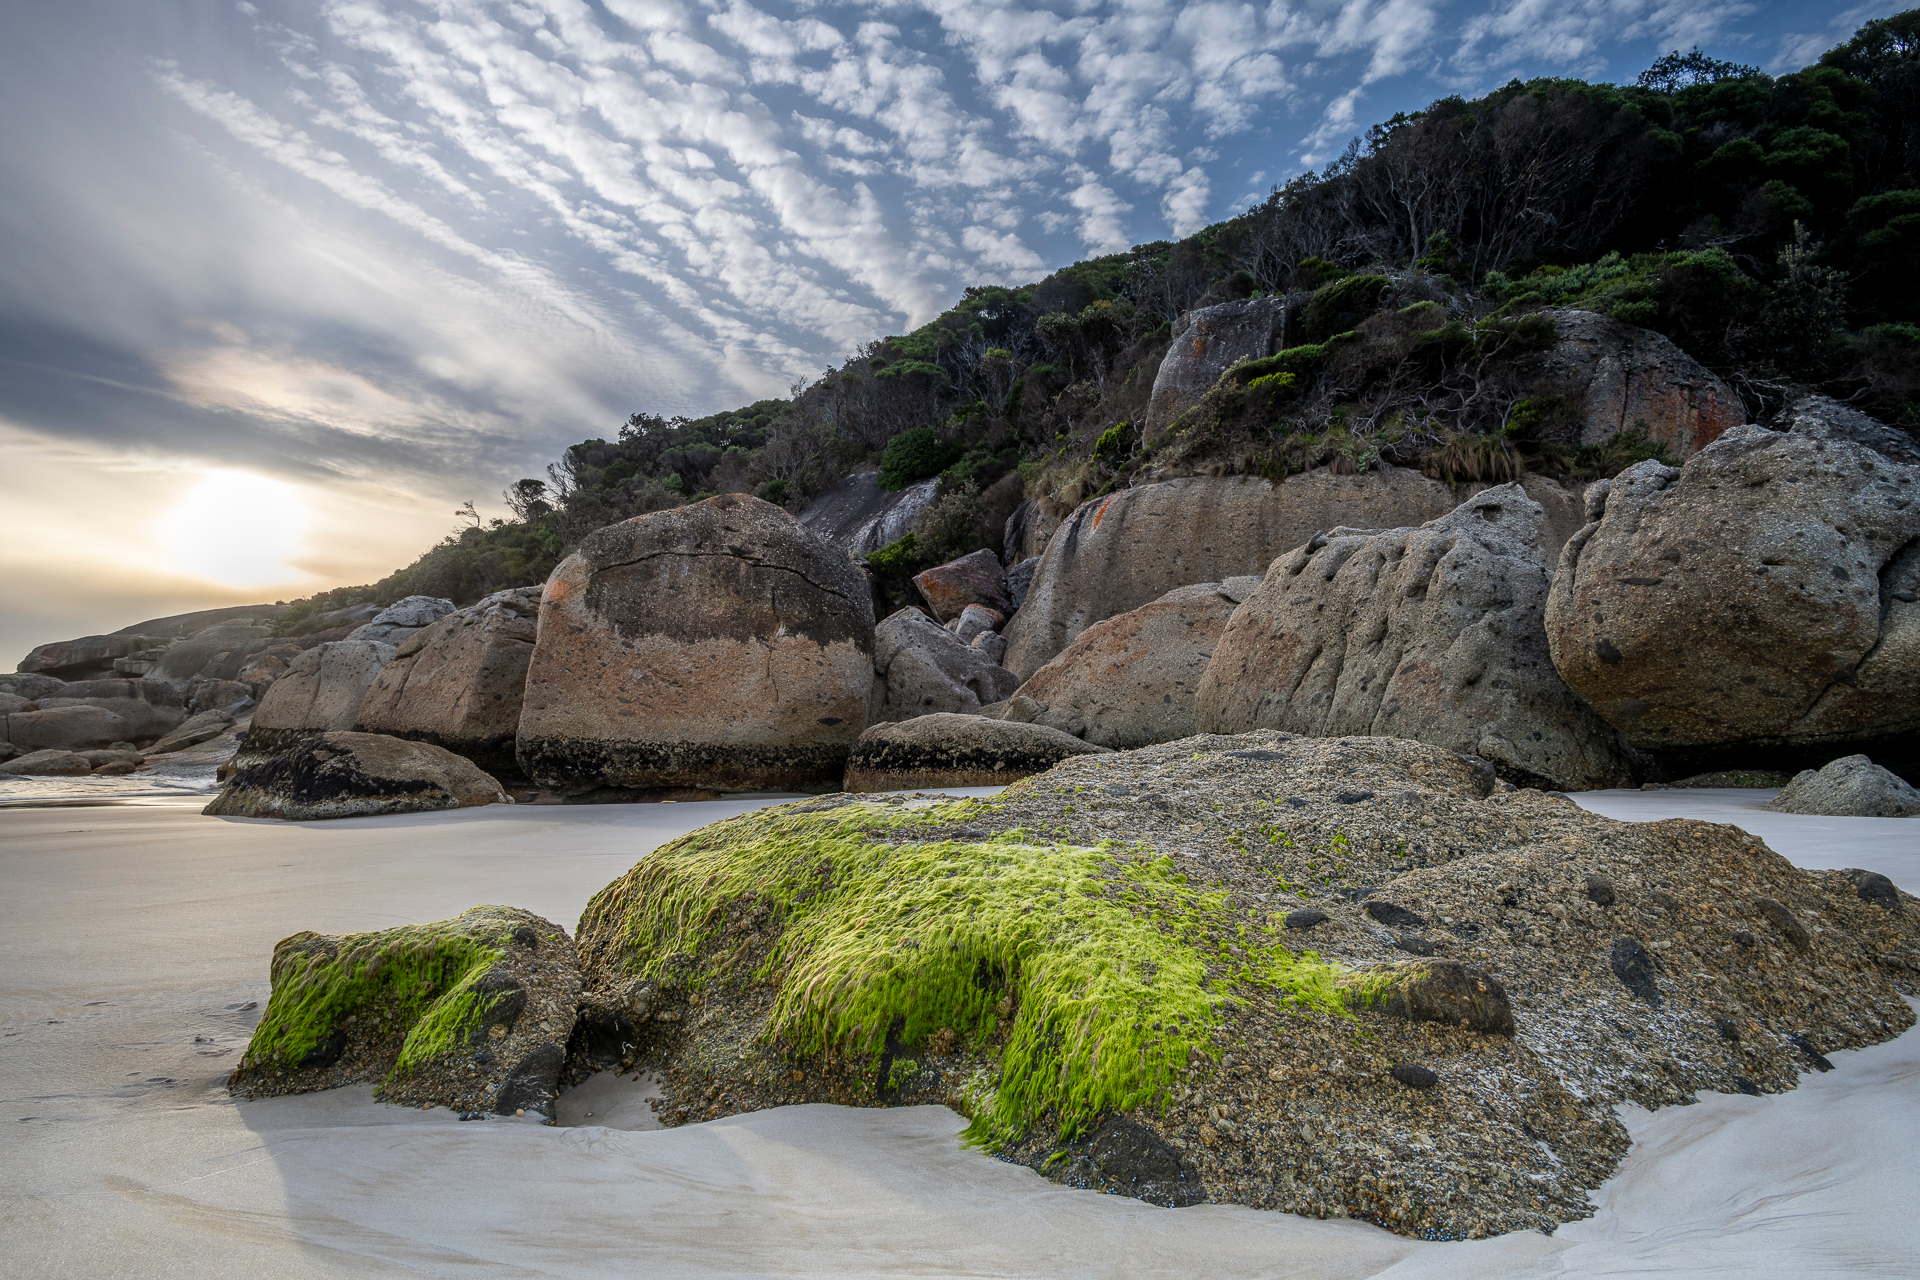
[1545,413,1920,777]
[1197,484,1641,789]
[203,730,508,820]
[228,905,579,1119]
[354,587,540,777]
[516,493,875,793]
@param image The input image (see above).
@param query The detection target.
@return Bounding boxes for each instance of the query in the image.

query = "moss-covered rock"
[568,731,1920,1238]
[230,905,579,1119]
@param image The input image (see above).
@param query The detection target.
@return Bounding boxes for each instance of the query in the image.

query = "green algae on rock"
[574,794,1356,1149]
[230,905,580,1118]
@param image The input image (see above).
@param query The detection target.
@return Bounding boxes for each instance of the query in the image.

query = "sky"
[0,0,1891,665]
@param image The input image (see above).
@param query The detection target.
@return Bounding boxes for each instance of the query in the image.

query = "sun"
[161,471,308,588]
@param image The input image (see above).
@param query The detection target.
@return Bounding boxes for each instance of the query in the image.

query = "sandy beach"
[2,790,1915,1278]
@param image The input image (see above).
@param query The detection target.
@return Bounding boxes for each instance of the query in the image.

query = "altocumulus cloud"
[0,0,1858,655]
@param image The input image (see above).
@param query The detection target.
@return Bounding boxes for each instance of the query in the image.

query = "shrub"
[879,428,964,490]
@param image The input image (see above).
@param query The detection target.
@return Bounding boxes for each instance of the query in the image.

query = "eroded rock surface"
[517,494,874,793]
[1546,420,1920,773]
[565,732,1918,1239]
[842,711,1109,790]
[913,549,1011,623]
[354,588,539,777]
[228,905,578,1119]
[1198,484,1642,789]
[204,730,507,820]
[346,596,457,648]
[797,470,940,556]
[244,640,396,757]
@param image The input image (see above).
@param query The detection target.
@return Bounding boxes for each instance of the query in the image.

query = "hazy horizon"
[0,0,1878,667]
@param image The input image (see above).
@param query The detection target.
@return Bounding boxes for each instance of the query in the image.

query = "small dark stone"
[1284,908,1331,931]
[1610,937,1661,1005]
[458,1110,488,1121]
[1102,783,1134,796]
[297,1030,347,1070]
[1227,749,1287,762]
[1584,875,1616,907]
[512,926,539,949]
[1733,1077,1761,1096]
[1649,890,1681,911]
[1390,1062,1439,1089]
[1053,1113,1204,1207]
[1786,1033,1835,1072]
[1392,933,1437,956]
[1755,897,1810,950]
[1335,790,1375,804]
[951,827,989,840]
[1364,900,1428,929]
[1715,1017,1740,1042]
[1284,796,1310,808]
[1731,930,1756,948]
[1452,753,1498,798]
[495,1042,566,1116]
[1842,869,1902,914]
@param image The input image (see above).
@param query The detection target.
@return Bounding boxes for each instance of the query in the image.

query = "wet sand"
[1,793,1915,1277]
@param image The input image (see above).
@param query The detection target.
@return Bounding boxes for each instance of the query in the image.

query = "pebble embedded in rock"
[1756,897,1811,950]
[1584,875,1616,906]
[1843,869,1903,914]
[1364,901,1427,929]
[1390,1063,1439,1089]
[1610,937,1661,1005]
[1283,909,1330,931]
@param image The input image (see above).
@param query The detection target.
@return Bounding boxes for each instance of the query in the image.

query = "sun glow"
[160,471,308,588]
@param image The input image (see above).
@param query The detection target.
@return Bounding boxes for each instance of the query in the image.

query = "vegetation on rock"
[288,15,1920,615]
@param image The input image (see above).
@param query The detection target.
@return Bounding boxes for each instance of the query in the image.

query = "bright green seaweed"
[581,800,1357,1146]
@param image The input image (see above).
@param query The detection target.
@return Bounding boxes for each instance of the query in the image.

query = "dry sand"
[1,790,1915,1277]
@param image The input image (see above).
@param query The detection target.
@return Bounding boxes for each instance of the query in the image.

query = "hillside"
[275,13,1920,630]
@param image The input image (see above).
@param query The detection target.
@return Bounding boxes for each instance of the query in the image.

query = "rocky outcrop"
[346,595,457,648]
[17,633,170,681]
[1546,419,1920,775]
[0,674,67,701]
[1199,485,1642,790]
[107,603,287,640]
[841,712,1112,790]
[245,640,396,756]
[913,550,1011,623]
[1,705,138,752]
[1013,578,1258,748]
[566,731,1918,1237]
[517,494,874,794]
[141,622,277,692]
[797,470,940,556]
[227,905,576,1119]
[1144,296,1287,432]
[1780,393,1920,465]
[353,588,539,777]
[1517,309,1747,459]
[203,731,508,820]
[32,679,186,741]
[145,709,237,755]
[1767,755,1920,817]
[1002,469,1580,681]
[0,748,95,777]
[870,608,1020,723]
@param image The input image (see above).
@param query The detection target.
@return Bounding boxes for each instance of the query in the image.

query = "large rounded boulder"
[1546,407,1920,775]
[1013,578,1258,748]
[1197,485,1641,790]
[354,588,539,777]
[516,494,874,793]
[244,639,396,757]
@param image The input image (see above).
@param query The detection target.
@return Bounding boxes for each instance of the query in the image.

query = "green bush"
[879,428,964,490]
